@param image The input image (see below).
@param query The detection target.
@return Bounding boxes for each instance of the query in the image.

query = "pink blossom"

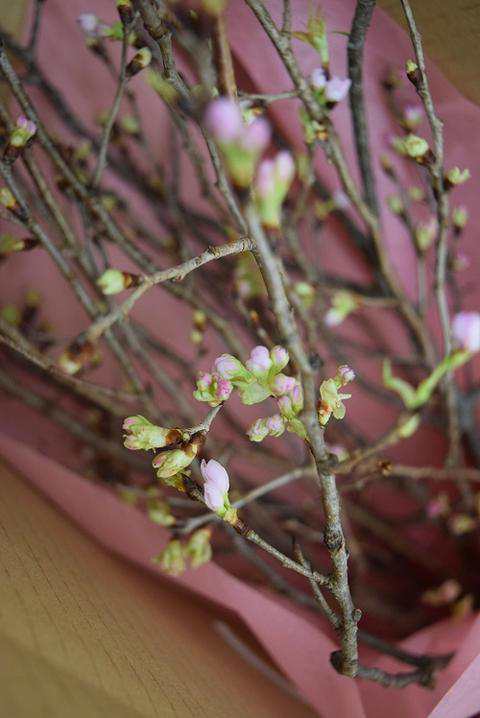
[16,116,36,137]
[452,251,470,272]
[276,151,295,183]
[215,377,233,402]
[311,68,327,90]
[290,382,304,412]
[197,371,212,391]
[214,353,242,379]
[77,13,102,37]
[201,459,230,512]
[271,373,296,396]
[336,365,356,385]
[452,311,480,352]
[325,77,351,103]
[333,190,350,210]
[403,104,423,126]
[247,418,269,442]
[256,152,295,199]
[241,118,271,153]
[270,345,289,370]
[255,159,275,197]
[277,394,293,416]
[246,345,272,374]
[266,414,285,437]
[204,98,243,143]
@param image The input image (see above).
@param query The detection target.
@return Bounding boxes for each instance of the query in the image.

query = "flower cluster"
[123,415,202,482]
[195,344,291,408]
[154,528,213,576]
[194,345,307,441]
[205,98,271,188]
[318,365,355,426]
[310,68,351,105]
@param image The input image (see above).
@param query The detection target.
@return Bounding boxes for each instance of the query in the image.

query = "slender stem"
[92,31,129,188]
[347,0,378,214]
[86,237,252,343]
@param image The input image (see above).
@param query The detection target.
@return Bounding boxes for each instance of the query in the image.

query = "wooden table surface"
[0,461,316,717]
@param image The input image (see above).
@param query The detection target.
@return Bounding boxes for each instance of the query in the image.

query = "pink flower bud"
[247,418,269,442]
[325,77,351,103]
[266,414,285,437]
[204,98,243,143]
[215,377,233,402]
[451,251,470,272]
[311,68,327,89]
[78,13,102,37]
[246,345,272,375]
[403,104,423,129]
[426,493,449,519]
[275,151,295,183]
[214,353,245,380]
[452,311,480,353]
[290,382,304,412]
[271,373,296,396]
[333,190,350,210]
[277,395,293,417]
[16,116,36,137]
[255,159,275,198]
[241,117,271,153]
[336,364,356,385]
[201,459,230,512]
[197,371,212,391]
[270,345,289,371]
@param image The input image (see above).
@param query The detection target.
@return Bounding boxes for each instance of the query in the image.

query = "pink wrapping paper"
[1,1,480,715]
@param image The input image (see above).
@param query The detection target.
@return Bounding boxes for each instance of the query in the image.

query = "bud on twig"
[126,47,152,78]
[58,337,97,375]
[3,116,37,164]
[116,0,134,26]
[405,59,422,89]
[444,167,471,191]
[96,268,142,295]
[0,234,38,256]
[0,187,26,220]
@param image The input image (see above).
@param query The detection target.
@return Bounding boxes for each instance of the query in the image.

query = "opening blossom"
[77,13,106,38]
[452,312,480,353]
[204,98,271,187]
[10,116,37,149]
[193,371,233,407]
[255,151,295,228]
[318,365,355,426]
[325,77,352,103]
[310,68,351,104]
[201,459,236,522]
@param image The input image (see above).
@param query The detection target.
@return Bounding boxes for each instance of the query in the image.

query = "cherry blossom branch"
[85,237,253,343]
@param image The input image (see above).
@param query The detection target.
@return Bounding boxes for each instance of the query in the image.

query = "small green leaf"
[382,359,417,409]
[238,381,271,405]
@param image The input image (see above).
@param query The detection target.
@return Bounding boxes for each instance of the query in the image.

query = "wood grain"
[0,461,315,717]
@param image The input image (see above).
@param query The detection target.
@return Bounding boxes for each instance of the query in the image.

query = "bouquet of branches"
[1,0,479,699]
